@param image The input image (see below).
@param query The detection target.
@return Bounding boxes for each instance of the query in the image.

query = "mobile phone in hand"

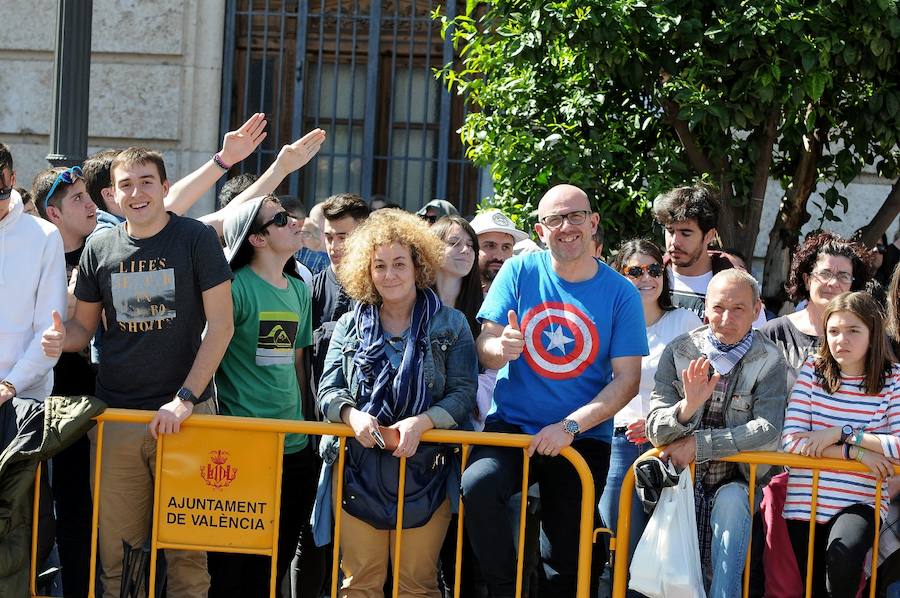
[372,427,385,449]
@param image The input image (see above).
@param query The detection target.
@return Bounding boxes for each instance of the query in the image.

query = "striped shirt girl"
[782,359,900,524]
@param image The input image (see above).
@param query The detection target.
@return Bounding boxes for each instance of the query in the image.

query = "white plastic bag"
[629,466,706,598]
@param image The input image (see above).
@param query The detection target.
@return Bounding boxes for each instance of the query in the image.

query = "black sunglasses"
[254,210,290,234]
[623,263,664,279]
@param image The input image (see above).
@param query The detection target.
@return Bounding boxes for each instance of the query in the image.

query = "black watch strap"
[840,424,854,444]
[176,386,199,405]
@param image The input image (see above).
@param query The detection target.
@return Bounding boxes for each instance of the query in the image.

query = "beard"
[670,245,705,267]
[481,260,504,281]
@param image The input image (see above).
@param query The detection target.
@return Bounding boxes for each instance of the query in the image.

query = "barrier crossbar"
[29,408,597,598]
[609,448,900,598]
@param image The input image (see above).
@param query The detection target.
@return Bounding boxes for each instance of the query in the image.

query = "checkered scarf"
[353,287,442,425]
[703,329,753,375]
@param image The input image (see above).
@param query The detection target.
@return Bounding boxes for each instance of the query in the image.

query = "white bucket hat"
[469,210,529,243]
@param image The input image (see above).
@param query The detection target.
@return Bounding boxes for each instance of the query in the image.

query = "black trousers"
[50,433,94,598]
[208,445,318,598]
[461,420,609,598]
[786,503,876,598]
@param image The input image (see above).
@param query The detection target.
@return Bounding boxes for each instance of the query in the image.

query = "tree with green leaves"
[440,0,900,308]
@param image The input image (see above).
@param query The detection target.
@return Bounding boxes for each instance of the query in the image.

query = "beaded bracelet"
[212,152,232,170]
[856,447,866,463]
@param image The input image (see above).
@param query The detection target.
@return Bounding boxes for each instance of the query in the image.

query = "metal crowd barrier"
[29,408,598,598]
[610,448,900,598]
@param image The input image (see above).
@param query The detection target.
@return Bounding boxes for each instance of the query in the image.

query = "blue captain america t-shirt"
[477,251,648,442]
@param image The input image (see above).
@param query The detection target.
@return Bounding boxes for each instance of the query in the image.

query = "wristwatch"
[562,418,581,438]
[839,424,854,444]
[176,386,199,405]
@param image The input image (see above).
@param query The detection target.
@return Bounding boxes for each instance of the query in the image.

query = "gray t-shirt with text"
[75,214,233,409]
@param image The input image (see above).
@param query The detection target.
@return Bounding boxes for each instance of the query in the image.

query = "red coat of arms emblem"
[200,449,238,490]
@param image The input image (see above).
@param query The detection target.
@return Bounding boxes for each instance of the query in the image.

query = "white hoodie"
[0,189,66,399]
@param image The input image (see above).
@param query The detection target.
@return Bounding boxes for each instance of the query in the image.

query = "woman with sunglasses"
[599,239,701,578]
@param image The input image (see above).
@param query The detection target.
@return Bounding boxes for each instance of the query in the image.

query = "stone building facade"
[0,0,895,251]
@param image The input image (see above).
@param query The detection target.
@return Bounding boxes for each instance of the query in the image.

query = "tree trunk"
[858,177,900,247]
[737,107,780,263]
[761,129,823,311]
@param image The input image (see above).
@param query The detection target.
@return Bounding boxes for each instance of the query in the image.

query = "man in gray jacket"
[647,269,788,598]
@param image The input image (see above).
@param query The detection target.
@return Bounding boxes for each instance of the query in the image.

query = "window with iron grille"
[220,0,487,214]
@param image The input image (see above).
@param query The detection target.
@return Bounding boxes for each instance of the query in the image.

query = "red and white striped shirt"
[782,359,900,524]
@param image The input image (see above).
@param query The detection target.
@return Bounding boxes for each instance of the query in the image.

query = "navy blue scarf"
[353,288,442,425]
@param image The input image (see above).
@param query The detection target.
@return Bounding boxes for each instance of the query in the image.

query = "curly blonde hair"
[337,209,446,304]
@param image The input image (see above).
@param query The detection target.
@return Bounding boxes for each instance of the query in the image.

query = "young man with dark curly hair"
[652,183,766,326]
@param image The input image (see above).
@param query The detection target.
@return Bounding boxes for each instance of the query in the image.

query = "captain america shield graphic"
[520,301,599,380]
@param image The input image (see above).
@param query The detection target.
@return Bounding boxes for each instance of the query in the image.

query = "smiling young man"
[653,183,766,327]
[463,184,647,597]
[42,147,234,598]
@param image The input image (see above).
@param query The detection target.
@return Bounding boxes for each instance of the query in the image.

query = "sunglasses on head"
[254,210,290,234]
[44,166,84,211]
[623,263,664,279]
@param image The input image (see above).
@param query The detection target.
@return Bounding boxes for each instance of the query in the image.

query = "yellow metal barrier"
[29,408,598,598]
[610,448,900,598]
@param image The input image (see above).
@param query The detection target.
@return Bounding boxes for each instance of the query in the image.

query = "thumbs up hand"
[41,310,66,359]
[499,309,525,361]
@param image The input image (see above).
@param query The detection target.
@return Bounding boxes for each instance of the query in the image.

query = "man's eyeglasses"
[254,210,290,234]
[44,166,84,211]
[539,210,590,229]
[812,269,854,285]
[623,263,664,279]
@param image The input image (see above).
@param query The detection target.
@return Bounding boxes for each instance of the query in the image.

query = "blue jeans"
[461,420,609,598]
[598,430,651,565]
[708,481,751,598]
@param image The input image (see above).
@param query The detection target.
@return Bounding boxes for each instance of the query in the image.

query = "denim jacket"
[646,326,789,484]
[311,304,478,546]
[318,304,478,428]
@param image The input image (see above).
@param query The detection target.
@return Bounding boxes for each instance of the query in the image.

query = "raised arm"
[199,128,327,238]
[164,113,268,216]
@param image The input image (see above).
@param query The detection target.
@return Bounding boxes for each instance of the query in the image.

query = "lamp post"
[47,0,93,167]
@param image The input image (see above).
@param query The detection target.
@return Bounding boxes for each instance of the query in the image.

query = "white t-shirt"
[668,269,766,328]
[613,308,703,427]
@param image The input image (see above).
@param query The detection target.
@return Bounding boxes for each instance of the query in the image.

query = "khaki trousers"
[337,498,451,598]
[90,401,214,598]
